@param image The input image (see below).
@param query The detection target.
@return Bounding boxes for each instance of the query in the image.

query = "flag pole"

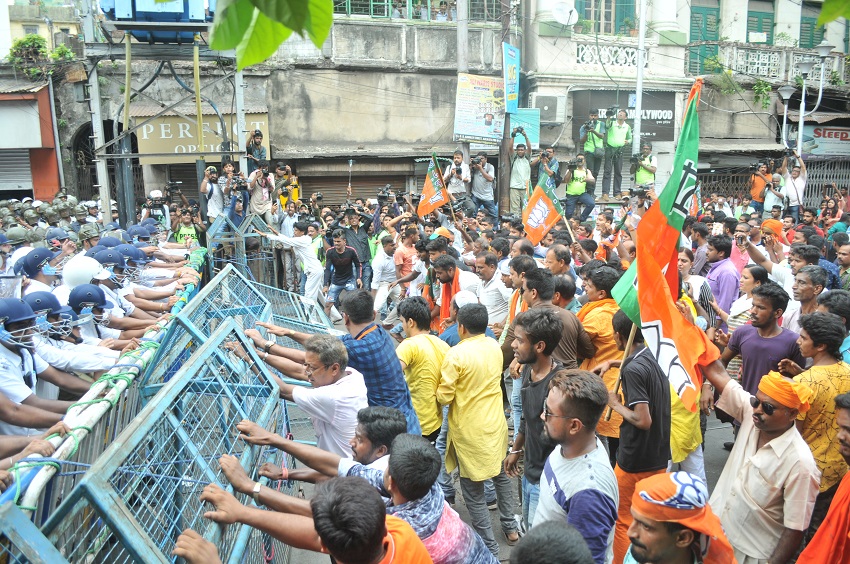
[433,154,457,222]
[604,323,638,421]
[561,215,577,245]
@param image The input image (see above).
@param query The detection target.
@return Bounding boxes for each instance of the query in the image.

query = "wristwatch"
[252,481,262,502]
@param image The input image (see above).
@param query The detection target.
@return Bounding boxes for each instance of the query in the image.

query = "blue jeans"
[511,377,523,441]
[751,200,764,215]
[327,278,356,304]
[471,195,498,219]
[522,475,540,529]
[787,205,800,223]
[563,192,596,221]
[360,263,373,292]
[436,406,455,499]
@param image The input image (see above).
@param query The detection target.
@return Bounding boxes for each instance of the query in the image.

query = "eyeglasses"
[749,395,778,416]
[304,363,327,376]
[542,399,573,420]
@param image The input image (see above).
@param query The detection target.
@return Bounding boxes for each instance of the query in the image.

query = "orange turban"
[761,219,787,245]
[631,472,736,564]
[758,371,814,413]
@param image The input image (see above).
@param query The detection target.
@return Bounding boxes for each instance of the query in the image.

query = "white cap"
[32,200,43,208]
[150,190,163,198]
[453,290,479,309]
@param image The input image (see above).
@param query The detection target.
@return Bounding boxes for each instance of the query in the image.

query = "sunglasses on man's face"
[750,395,779,416]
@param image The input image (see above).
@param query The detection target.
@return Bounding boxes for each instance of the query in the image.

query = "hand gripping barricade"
[0,248,339,562]
[0,245,207,562]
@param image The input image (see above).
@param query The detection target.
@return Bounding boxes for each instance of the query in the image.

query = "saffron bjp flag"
[417,154,450,217]
[611,79,719,412]
[523,184,564,245]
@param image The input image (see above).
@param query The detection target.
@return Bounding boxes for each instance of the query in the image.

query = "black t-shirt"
[518,361,562,484]
[324,247,361,286]
[616,347,671,473]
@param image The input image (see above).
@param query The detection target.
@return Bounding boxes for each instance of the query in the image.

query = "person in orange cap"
[701,360,820,564]
[625,471,736,564]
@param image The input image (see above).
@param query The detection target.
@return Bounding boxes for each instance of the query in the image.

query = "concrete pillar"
[719,0,747,43]
[651,0,684,44]
[774,0,802,44]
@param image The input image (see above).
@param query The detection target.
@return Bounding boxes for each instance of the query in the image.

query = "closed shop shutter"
[302,175,408,207]
[0,150,33,192]
[166,164,202,202]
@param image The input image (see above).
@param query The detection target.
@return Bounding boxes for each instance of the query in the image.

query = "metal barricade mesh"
[255,283,333,327]
[141,263,272,390]
[41,320,281,563]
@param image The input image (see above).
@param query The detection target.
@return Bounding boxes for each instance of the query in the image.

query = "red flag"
[417,154,450,217]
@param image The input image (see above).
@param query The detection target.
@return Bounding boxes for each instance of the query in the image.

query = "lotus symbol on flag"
[527,199,550,229]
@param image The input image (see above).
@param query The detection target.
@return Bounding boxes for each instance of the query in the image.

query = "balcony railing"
[687,41,845,84]
[333,0,502,23]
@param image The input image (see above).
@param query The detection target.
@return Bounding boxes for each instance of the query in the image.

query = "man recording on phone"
[530,146,560,192]
[778,149,807,223]
[470,152,498,219]
[443,150,471,197]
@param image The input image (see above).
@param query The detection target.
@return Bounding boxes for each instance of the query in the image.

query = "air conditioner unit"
[530,93,567,124]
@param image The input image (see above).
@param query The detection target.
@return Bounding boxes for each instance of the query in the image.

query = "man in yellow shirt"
[437,303,519,556]
[396,297,450,443]
[788,311,850,550]
[577,265,623,465]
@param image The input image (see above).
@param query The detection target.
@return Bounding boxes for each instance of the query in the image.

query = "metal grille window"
[23,25,39,35]
[333,0,500,22]
[576,0,635,35]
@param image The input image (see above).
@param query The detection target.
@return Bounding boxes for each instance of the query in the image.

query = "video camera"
[377,184,395,204]
[749,162,764,171]
[607,105,620,119]
[512,126,525,136]
[164,180,182,195]
[232,176,248,189]
[631,153,643,165]
[632,184,653,199]
[565,159,580,171]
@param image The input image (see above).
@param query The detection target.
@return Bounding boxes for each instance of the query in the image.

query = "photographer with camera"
[580,110,606,179]
[200,163,240,225]
[762,173,787,220]
[508,127,532,214]
[443,150,471,197]
[140,189,171,230]
[171,206,206,246]
[247,159,275,226]
[629,141,657,190]
[749,162,771,216]
[470,152,498,219]
[530,146,560,192]
[244,129,267,175]
[601,108,632,201]
[563,153,596,222]
[777,150,807,223]
[273,162,300,208]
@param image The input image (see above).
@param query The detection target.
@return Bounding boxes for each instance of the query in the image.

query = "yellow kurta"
[396,334,450,436]
[436,333,508,481]
[577,298,622,438]
[669,384,702,463]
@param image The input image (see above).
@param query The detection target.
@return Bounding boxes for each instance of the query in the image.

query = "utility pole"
[632,0,647,155]
[457,0,470,163]
[82,1,112,215]
[498,0,513,213]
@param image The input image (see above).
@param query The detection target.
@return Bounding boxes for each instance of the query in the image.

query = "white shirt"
[290,368,369,457]
[0,345,48,436]
[23,279,53,296]
[784,171,806,207]
[370,249,397,288]
[443,163,471,195]
[268,233,323,274]
[476,275,511,325]
[408,259,428,298]
[101,284,134,317]
[205,179,226,219]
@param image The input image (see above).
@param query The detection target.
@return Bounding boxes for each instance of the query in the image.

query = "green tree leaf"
[209,0,257,51]
[817,0,850,26]
[248,0,308,33]
[235,9,293,69]
[304,0,333,47]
